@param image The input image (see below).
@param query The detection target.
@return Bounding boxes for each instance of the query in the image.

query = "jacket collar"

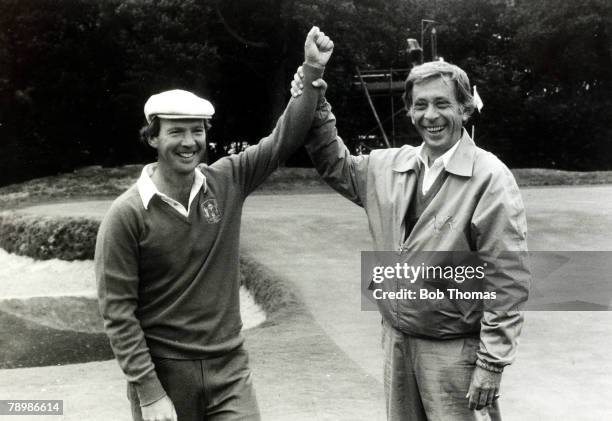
[391,129,476,177]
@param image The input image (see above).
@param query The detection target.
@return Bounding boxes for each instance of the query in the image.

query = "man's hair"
[139,117,212,145]
[402,61,475,119]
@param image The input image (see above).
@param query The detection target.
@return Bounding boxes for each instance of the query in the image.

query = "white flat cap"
[144,89,215,123]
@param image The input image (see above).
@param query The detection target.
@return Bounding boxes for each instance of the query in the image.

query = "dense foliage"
[0,213,99,260]
[1,0,610,185]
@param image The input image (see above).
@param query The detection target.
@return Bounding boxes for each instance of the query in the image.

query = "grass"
[0,297,104,334]
[0,165,329,210]
[1,163,611,371]
[1,165,612,211]
[0,255,305,368]
[0,309,113,369]
[0,165,141,210]
[511,168,612,187]
[0,251,301,369]
[0,195,302,368]
[2,165,611,418]
[239,254,305,323]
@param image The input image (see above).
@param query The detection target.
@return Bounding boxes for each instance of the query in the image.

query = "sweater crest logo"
[202,199,222,223]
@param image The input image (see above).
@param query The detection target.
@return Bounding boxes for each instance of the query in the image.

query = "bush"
[0,212,99,261]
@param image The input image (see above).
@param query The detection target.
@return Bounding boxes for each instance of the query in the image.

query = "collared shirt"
[415,139,461,195]
[96,62,326,406]
[137,163,206,217]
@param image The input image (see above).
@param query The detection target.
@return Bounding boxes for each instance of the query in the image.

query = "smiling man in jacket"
[292,60,530,420]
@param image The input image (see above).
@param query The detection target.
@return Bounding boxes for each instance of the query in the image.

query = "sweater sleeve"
[210,63,324,197]
[94,202,165,406]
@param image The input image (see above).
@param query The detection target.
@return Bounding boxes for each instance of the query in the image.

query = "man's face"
[148,118,206,176]
[409,76,466,159]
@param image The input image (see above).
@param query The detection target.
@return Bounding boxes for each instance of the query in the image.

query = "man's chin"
[424,136,449,149]
[173,161,200,174]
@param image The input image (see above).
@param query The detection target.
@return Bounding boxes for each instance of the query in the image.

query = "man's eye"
[436,102,450,108]
[414,103,427,110]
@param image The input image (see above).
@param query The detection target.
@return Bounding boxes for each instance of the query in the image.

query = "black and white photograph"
[0,0,611,420]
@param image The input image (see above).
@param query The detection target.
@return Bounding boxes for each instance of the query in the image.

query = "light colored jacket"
[306,101,530,371]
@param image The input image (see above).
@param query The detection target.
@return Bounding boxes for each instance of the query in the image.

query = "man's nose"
[424,104,439,120]
[181,133,196,146]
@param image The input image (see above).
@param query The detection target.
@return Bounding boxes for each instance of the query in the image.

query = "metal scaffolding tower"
[353,21,439,152]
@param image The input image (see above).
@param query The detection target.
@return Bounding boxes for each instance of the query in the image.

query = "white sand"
[0,248,266,329]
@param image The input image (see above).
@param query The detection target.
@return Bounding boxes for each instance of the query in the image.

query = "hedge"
[0,212,99,261]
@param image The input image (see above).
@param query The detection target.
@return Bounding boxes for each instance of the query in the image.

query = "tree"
[1,0,611,186]
[508,0,612,169]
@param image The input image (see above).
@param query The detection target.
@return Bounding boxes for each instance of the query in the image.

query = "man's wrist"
[476,359,504,373]
[301,62,324,83]
[305,60,325,69]
[135,371,167,406]
[140,393,167,408]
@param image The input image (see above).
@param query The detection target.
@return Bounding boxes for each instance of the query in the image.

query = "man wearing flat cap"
[95,27,333,421]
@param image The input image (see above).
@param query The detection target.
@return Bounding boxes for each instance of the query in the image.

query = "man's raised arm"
[212,26,334,196]
[290,68,369,207]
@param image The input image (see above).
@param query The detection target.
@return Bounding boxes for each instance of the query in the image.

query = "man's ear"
[461,106,470,123]
[147,136,159,149]
[409,109,416,125]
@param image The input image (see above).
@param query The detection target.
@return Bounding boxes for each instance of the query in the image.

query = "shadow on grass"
[0,310,113,369]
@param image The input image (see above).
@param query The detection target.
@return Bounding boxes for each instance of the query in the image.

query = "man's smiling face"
[149,118,206,176]
[409,76,466,160]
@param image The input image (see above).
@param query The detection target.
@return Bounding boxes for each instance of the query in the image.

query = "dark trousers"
[128,346,260,421]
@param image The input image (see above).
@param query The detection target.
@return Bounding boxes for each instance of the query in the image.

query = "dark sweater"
[404,163,449,240]
[95,63,323,406]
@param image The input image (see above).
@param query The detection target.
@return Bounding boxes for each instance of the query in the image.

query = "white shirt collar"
[415,137,462,170]
[137,163,207,211]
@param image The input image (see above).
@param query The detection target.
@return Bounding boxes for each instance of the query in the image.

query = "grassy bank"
[1,165,612,210]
